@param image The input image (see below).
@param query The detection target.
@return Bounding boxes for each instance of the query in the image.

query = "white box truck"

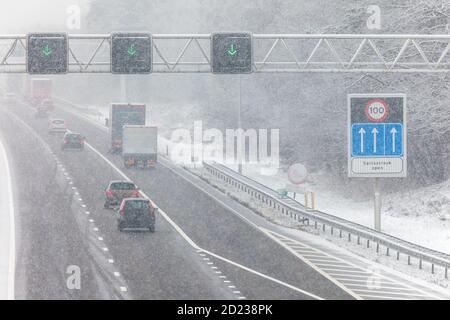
[122,125,158,169]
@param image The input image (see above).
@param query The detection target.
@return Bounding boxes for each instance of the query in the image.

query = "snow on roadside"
[223,163,450,255]
[70,102,450,255]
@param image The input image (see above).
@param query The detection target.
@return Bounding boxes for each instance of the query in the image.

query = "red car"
[104,180,139,209]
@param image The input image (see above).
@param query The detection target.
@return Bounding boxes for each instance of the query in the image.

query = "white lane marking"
[84,141,324,300]
[358,294,413,300]
[313,263,359,269]
[345,283,417,291]
[350,289,430,298]
[0,138,15,300]
[260,227,361,300]
[4,108,132,299]
[264,228,443,300]
[330,277,392,284]
[319,268,369,275]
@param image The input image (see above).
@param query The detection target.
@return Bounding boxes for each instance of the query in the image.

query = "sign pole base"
[374,177,381,231]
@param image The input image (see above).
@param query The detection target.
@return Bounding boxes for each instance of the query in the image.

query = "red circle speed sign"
[365,99,389,122]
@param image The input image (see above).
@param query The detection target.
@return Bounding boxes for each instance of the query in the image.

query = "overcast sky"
[0,0,89,33]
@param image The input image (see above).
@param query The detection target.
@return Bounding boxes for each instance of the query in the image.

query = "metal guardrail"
[203,161,450,278]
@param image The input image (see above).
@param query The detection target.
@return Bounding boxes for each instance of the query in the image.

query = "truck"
[30,78,53,108]
[122,125,158,169]
[109,103,146,154]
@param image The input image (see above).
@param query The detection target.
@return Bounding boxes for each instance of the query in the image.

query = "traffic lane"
[48,104,352,300]
[54,144,234,299]
[0,134,14,299]
[0,108,109,299]
[12,103,235,300]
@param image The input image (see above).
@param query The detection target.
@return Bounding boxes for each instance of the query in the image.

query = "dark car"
[117,198,156,232]
[61,133,85,150]
[104,180,139,209]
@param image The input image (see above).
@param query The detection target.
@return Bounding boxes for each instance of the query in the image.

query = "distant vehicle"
[104,180,140,209]
[109,103,146,154]
[40,98,54,111]
[48,119,67,134]
[61,132,84,151]
[30,78,52,107]
[117,198,156,232]
[122,125,158,169]
[34,105,49,119]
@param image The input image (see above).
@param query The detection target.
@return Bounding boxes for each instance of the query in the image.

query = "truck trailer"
[109,103,146,153]
[122,125,158,169]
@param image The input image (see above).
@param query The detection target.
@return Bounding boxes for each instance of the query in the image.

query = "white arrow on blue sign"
[351,123,403,157]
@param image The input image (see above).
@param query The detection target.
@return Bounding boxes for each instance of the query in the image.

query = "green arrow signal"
[227,44,237,56]
[42,44,52,57]
[127,44,137,57]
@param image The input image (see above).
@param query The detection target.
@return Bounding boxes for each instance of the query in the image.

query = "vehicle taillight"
[63,140,68,144]
[119,201,125,215]
[132,189,139,197]
[80,139,85,145]
[106,189,113,198]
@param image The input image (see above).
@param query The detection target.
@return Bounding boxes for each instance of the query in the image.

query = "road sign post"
[348,94,406,230]
[27,33,68,74]
[111,32,152,74]
[211,32,253,74]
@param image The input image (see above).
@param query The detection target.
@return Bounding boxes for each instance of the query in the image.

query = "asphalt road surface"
[0,99,353,300]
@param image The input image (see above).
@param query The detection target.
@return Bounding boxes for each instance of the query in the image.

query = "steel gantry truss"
[3,34,450,73]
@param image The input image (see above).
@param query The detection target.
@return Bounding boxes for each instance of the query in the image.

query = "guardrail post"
[331,227,334,235]
[408,256,411,265]
[367,239,370,248]
[431,264,434,274]
[419,260,422,269]
[304,193,308,209]
[357,236,360,245]
[348,233,351,242]
[376,243,379,253]
[396,252,400,260]
[314,221,317,229]
[386,247,389,256]
[322,224,325,232]
[339,230,342,238]
[445,267,448,279]
[304,191,316,210]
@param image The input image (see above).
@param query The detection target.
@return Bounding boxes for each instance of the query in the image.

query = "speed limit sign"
[348,93,406,178]
[365,99,389,122]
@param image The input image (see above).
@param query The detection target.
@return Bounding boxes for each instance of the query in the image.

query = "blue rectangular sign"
[351,123,402,157]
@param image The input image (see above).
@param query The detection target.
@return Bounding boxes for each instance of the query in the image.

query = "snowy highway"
[0,100,355,300]
[0,99,448,300]
[0,135,14,300]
